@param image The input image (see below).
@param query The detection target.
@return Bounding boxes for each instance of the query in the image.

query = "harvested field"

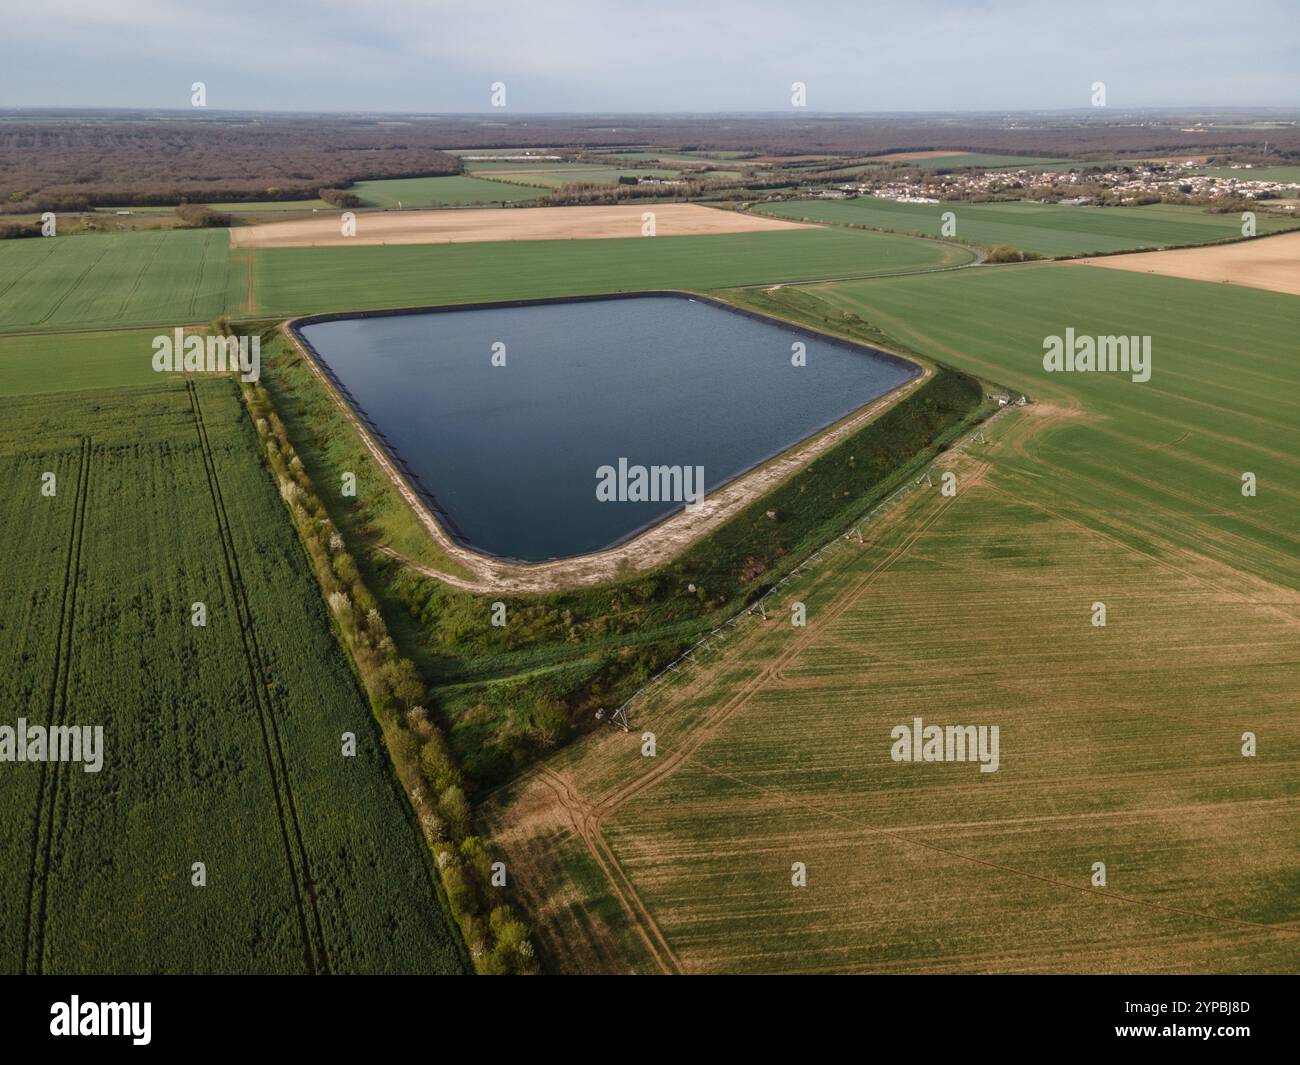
[1080,229,1300,297]
[230,203,814,249]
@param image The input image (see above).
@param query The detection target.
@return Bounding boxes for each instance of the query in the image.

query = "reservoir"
[296,294,918,562]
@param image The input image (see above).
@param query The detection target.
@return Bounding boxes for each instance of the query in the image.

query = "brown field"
[482,407,1300,974]
[1081,229,1300,297]
[231,203,814,249]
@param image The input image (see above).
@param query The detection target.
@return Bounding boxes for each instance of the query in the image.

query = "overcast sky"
[2,0,1297,113]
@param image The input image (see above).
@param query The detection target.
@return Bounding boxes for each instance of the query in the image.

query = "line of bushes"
[230,321,537,974]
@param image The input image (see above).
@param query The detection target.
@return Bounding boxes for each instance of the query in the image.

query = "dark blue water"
[299,296,917,561]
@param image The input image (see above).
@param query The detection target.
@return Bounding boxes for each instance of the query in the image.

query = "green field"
[596,151,747,167]
[238,227,975,319]
[471,167,683,189]
[351,174,544,208]
[461,160,606,174]
[0,230,230,332]
[755,197,1300,256]
[0,375,465,973]
[0,328,194,395]
[488,262,1300,973]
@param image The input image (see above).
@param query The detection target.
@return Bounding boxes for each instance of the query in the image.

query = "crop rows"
[0,380,463,973]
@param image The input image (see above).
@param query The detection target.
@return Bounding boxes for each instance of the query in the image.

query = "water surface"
[299,296,916,561]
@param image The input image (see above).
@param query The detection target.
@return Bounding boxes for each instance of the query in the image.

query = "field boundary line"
[22,435,90,974]
[187,380,330,975]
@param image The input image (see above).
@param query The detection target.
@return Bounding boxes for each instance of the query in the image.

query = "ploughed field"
[297,295,918,561]
[0,372,464,974]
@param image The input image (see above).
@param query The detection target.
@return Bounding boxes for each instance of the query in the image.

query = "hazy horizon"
[3,0,1298,113]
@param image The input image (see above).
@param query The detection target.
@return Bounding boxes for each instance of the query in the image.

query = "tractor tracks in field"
[530,455,991,974]
[187,380,330,975]
[22,436,91,975]
[535,766,683,976]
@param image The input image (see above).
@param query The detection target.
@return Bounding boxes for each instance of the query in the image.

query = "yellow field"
[230,203,813,249]
[1081,229,1300,297]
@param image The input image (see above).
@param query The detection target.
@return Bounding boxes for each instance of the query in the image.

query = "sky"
[1,0,1297,113]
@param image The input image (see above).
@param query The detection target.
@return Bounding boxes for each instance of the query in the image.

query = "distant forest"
[3,109,1297,213]
[0,114,459,211]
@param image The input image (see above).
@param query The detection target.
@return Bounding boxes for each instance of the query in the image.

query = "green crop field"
[754,197,1300,256]
[238,227,975,319]
[461,160,606,173]
[472,167,683,189]
[0,328,194,396]
[0,376,466,974]
[0,229,230,333]
[351,174,544,208]
[486,262,1300,974]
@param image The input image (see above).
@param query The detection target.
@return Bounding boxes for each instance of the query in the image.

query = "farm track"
[22,436,90,974]
[535,767,682,975]
[186,380,330,975]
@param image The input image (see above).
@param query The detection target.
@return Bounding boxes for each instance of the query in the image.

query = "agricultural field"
[754,197,1300,256]
[469,167,683,189]
[230,203,813,249]
[1082,228,1300,297]
[484,262,1300,974]
[0,376,466,974]
[0,327,182,395]
[0,229,230,333]
[351,174,544,208]
[233,226,975,318]
[595,151,748,166]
